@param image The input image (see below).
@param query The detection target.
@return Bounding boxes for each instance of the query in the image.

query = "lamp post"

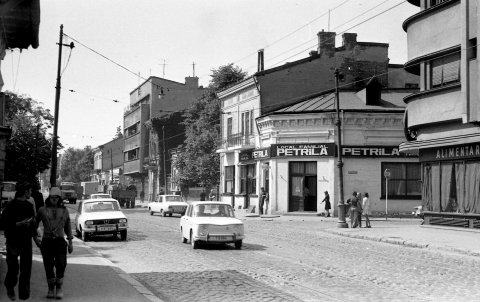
[335,69,348,228]
[50,24,74,188]
[162,125,167,193]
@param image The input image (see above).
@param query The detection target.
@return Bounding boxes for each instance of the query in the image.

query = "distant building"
[400,0,480,223]
[123,76,204,201]
[218,31,420,215]
[93,137,124,188]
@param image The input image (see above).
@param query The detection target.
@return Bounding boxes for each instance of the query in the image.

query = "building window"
[125,122,139,137]
[240,164,256,194]
[241,111,250,137]
[227,117,232,137]
[429,0,448,8]
[125,149,139,161]
[381,162,421,199]
[224,166,235,193]
[430,52,460,88]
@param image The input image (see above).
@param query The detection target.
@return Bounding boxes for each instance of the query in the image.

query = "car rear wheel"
[190,230,198,249]
[120,230,127,241]
[169,213,172,217]
[181,228,187,243]
[235,240,242,250]
[162,210,166,217]
[149,208,154,215]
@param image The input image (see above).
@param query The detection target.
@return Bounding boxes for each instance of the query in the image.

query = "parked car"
[180,201,244,249]
[148,195,188,217]
[90,193,111,199]
[74,198,128,241]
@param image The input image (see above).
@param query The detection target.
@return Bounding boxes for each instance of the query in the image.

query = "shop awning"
[399,133,480,153]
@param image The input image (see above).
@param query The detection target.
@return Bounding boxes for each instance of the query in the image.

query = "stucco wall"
[408,88,462,127]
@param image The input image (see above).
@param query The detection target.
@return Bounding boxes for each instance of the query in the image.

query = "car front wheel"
[81,230,89,242]
[149,208,154,215]
[181,228,187,243]
[120,230,127,241]
[190,230,198,249]
[161,210,166,217]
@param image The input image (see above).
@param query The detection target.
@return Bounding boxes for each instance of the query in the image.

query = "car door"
[181,205,192,237]
[152,196,160,212]
[74,202,83,230]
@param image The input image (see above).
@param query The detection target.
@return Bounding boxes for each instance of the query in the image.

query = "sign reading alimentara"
[272,143,335,157]
[419,143,480,162]
[342,146,416,157]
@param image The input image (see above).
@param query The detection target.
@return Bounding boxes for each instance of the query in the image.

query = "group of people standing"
[346,191,371,228]
[0,182,73,300]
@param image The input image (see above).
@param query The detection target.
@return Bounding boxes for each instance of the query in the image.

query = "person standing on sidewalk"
[34,187,73,299]
[259,187,269,215]
[362,192,371,228]
[0,182,36,301]
[346,192,360,228]
[31,179,45,213]
[320,191,331,217]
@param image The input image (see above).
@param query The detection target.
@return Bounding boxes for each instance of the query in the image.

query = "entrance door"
[289,162,317,212]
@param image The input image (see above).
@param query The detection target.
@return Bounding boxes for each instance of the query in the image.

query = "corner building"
[400,0,480,223]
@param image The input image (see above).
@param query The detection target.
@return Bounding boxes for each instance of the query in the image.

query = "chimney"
[365,76,382,106]
[185,76,199,88]
[342,33,357,50]
[317,30,336,57]
[257,49,264,72]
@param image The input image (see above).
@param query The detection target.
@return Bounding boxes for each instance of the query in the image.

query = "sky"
[2,0,418,150]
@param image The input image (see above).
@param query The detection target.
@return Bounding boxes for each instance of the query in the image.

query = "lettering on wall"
[420,143,480,162]
[273,144,335,157]
[342,146,416,158]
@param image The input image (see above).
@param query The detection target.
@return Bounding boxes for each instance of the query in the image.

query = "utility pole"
[110,148,114,183]
[335,69,348,228]
[162,126,167,193]
[50,24,74,188]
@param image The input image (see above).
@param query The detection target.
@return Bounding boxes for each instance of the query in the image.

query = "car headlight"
[198,224,209,236]
[119,218,127,223]
[85,220,94,225]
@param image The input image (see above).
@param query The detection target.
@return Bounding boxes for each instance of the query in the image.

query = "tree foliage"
[3,92,54,184]
[113,126,123,140]
[59,146,94,183]
[173,64,247,189]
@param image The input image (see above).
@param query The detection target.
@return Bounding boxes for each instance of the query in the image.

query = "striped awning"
[399,133,480,153]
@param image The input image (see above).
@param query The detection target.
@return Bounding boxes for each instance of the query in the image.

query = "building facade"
[124,76,204,201]
[218,31,420,215]
[400,0,480,218]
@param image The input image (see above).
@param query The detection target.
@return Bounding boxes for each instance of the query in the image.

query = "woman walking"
[320,191,331,217]
[34,187,73,299]
[362,192,371,228]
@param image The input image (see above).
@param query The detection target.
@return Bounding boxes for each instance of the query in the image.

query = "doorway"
[289,162,317,212]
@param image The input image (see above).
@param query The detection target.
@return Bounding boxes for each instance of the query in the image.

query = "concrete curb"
[73,238,165,302]
[323,229,480,257]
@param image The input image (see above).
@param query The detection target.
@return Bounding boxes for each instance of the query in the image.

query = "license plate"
[98,226,116,231]
[210,235,230,241]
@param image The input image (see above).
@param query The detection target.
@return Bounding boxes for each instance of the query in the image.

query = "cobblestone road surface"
[71,206,480,302]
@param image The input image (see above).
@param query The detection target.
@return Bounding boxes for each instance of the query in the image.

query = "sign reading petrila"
[419,143,480,162]
[272,143,335,157]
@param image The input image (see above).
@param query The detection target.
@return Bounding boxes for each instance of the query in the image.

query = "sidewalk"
[0,235,162,302]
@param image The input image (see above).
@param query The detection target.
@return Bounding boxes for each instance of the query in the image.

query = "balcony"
[219,133,255,150]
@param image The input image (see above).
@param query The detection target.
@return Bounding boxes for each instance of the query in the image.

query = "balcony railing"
[219,133,255,149]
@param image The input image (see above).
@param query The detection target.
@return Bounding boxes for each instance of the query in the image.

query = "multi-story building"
[400,0,480,224]
[92,137,124,189]
[218,31,420,215]
[124,76,204,201]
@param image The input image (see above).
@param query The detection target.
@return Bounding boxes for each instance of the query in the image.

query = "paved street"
[68,205,480,302]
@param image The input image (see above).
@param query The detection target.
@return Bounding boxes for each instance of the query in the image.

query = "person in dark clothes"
[31,180,45,213]
[199,189,206,201]
[0,182,36,301]
[320,191,331,217]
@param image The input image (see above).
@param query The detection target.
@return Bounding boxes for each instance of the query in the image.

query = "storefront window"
[240,164,256,194]
[224,166,235,193]
[381,162,421,199]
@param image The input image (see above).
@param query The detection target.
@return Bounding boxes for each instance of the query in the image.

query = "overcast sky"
[2,0,418,150]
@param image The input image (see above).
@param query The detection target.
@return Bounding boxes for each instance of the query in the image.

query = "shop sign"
[272,143,335,157]
[239,147,271,162]
[419,143,480,162]
[342,146,415,157]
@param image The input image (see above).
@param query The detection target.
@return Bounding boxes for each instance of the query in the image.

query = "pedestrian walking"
[320,191,331,217]
[199,189,206,201]
[259,187,269,215]
[34,187,73,299]
[208,189,216,201]
[357,192,363,228]
[31,179,45,213]
[0,182,36,301]
[346,192,360,228]
[362,192,371,228]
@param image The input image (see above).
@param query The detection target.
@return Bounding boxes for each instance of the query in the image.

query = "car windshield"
[60,185,75,190]
[3,183,16,191]
[193,204,234,217]
[83,201,120,212]
[165,196,183,202]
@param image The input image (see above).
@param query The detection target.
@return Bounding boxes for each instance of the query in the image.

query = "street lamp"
[335,69,348,228]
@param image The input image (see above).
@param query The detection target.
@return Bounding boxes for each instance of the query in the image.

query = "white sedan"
[148,195,188,217]
[74,198,128,241]
[180,201,244,249]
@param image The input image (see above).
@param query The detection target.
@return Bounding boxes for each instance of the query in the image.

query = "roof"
[270,89,414,115]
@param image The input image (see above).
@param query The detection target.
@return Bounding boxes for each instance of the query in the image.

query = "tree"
[3,92,54,184]
[113,126,123,139]
[173,64,247,189]
[59,146,94,183]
